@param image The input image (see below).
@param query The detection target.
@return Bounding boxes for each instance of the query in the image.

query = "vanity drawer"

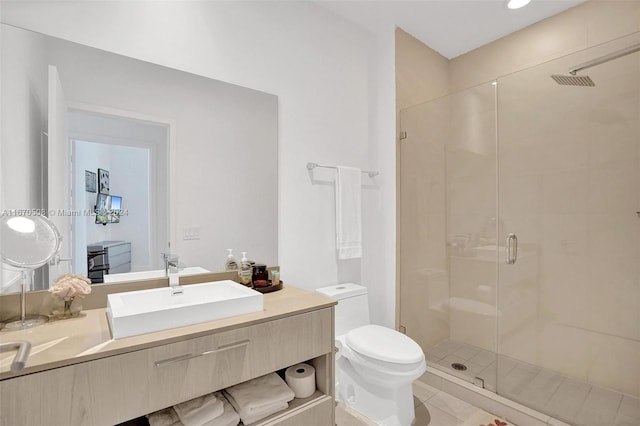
[0,308,332,426]
[146,308,332,412]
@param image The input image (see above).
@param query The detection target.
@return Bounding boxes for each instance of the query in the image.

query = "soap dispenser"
[224,249,239,271]
[238,251,253,286]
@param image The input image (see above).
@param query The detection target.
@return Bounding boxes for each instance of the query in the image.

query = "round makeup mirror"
[1,215,61,329]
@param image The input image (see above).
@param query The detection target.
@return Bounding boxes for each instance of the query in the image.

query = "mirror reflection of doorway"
[69,109,169,277]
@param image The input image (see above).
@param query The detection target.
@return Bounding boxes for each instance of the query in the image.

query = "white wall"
[1,1,397,327]
[0,23,48,293]
[366,29,397,328]
[0,20,47,210]
[108,145,150,272]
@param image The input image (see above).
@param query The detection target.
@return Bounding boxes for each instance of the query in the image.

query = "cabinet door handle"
[506,233,518,265]
[154,339,251,368]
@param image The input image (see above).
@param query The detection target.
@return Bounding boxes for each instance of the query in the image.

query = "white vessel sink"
[103,266,211,283]
[106,280,263,339]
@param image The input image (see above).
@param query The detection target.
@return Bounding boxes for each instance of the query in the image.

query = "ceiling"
[315,0,587,59]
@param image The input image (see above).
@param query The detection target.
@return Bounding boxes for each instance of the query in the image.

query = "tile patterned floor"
[336,381,511,426]
[426,339,640,426]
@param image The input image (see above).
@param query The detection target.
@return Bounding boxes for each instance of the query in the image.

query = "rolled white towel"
[202,393,240,426]
[174,393,224,426]
[147,407,182,426]
[222,372,294,414]
[224,392,287,425]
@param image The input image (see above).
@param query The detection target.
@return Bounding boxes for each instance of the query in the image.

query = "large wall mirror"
[0,23,278,294]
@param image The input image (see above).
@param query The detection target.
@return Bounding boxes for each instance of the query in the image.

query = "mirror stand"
[1,215,62,329]
[3,271,49,330]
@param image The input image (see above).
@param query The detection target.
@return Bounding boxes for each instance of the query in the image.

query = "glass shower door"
[496,33,640,425]
[399,81,498,389]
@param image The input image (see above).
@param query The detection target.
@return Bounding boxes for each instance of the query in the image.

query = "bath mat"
[461,409,516,426]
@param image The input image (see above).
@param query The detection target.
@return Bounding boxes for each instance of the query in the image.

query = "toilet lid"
[346,324,424,364]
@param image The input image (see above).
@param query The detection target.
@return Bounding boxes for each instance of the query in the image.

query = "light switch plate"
[183,227,200,240]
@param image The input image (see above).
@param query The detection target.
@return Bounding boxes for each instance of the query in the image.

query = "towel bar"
[306,162,378,177]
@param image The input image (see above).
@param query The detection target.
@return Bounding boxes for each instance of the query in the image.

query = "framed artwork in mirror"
[85,170,97,193]
[98,168,110,194]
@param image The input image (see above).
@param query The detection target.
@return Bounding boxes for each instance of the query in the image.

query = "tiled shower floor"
[426,339,640,426]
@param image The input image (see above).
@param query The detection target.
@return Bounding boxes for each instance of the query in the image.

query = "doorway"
[69,109,170,277]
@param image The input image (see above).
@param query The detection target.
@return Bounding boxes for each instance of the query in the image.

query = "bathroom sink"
[103,266,211,283]
[106,280,263,339]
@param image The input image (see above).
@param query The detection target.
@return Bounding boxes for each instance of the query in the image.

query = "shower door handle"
[506,233,518,265]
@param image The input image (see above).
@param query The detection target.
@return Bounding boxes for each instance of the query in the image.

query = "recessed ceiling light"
[507,0,531,9]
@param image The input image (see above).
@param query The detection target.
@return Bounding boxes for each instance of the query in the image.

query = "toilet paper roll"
[285,363,316,398]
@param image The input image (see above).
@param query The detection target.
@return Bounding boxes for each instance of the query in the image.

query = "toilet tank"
[316,283,370,337]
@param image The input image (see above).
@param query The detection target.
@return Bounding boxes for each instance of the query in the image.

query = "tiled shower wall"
[398,0,640,400]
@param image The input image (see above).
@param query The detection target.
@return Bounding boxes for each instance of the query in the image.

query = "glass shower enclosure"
[399,33,639,426]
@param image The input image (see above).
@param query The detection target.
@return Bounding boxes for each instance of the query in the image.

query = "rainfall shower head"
[551,42,640,87]
[550,74,595,87]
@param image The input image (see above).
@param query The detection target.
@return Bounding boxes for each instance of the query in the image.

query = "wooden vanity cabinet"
[0,307,335,426]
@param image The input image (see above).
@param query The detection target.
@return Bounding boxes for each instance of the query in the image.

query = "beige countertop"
[0,284,336,380]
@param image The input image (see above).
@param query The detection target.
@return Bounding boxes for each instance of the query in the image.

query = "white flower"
[49,274,92,300]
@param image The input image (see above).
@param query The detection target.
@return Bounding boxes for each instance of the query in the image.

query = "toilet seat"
[346,324,424,364]
[337,325,426,388]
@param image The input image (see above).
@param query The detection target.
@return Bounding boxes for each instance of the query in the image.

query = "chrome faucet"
[161,253,183,295]
[0,341,31,371]
[162,252,178,276]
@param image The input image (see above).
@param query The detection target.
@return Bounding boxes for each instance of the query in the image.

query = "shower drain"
[451,362,468,371]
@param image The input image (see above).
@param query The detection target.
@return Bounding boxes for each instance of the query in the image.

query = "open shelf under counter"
[0,285,336,426]
[255,390,333,426]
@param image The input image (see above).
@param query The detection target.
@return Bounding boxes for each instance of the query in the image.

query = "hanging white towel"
[335,166,362,259]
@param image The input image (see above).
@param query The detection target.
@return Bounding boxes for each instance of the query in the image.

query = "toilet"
[316,283,426,426]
